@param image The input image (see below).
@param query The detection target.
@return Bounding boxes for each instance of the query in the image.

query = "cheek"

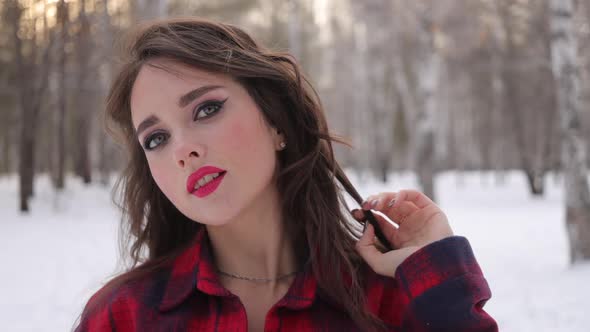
[147,157,178,198]
[233,125,254,149]
[222,116,272,153]
[217,118,277,185]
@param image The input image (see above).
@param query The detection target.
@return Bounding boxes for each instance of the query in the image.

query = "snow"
[1,171,589,331]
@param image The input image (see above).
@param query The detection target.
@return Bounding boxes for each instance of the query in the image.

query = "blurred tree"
[548,0,590,262]
[131,0,169,22]
[347,0,398,183]
[4,0,55,212]
[96,0,118,186]
[0,11,17,175]
[1,0,590,213]
[413,2,441,201]
[497,0,555,195]
[390,0,442,201]
[72,0,92,184]
[54,0,68,189]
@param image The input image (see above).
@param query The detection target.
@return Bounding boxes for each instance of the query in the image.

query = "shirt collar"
[158,226,317,312]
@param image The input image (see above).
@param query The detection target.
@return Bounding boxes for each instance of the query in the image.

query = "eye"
[143,132,168,151]
[193,98,228,121]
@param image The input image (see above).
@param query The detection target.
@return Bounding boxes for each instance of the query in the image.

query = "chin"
[196,218,233,227]
[183,207,237,227]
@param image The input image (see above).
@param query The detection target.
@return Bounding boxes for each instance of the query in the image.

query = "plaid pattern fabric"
[75,228,498,331]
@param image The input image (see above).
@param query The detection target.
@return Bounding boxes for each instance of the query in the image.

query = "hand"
[353,189,454,278]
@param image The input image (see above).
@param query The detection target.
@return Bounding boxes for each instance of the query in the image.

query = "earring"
[279,142,286,150]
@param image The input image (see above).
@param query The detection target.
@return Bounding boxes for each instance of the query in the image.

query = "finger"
[365,192,419,215]
[360,193,419,226]
[367,210,399,243]
[367,195,419,226]
[383,201,419,225]
[408,204,450,230]
[362,192,397,211]
[395,189,435,209]
[355,223,382,271]
[361,195,377,210]
[357,223,420,278]
[351,209,364,221]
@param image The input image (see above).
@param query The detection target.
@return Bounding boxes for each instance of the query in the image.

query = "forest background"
[1,0,590,330]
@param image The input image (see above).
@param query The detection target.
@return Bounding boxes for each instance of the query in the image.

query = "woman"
[75,18,497,332]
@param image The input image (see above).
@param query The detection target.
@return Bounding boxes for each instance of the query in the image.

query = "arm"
[353,189,498,331]
[395,236,498,331]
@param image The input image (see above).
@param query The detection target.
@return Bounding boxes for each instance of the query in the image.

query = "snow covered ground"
[1,171,589,331]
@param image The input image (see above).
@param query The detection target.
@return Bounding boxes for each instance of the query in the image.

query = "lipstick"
[187,166,227,198]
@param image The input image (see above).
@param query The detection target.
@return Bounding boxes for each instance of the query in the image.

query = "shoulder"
[74,280,133,331]
[74,267,170,332]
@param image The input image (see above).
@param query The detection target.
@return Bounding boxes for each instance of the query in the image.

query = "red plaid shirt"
[75,228,497,331]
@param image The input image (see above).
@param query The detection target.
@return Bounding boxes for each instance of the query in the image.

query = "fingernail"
[371,199,379,208]
[361,200,371,210]
[387,199,395,208]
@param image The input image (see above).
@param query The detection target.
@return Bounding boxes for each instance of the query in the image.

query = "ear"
[272,128,286,150]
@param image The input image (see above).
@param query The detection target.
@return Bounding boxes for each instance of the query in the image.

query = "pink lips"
[187,166,226,198]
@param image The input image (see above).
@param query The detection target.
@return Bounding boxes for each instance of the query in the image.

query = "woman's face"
[130,59,283,225]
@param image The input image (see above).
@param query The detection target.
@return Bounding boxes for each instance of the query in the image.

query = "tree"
[392,0,442,201]
[4,0,55,212]
[548,0,590,262]
[54,0,69,189]
[413,5,441,201]
[132,0,169,22]
[72,0,92,184]
[494,0,557,196]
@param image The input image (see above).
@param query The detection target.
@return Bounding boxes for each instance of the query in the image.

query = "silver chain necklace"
[216,269,301,283]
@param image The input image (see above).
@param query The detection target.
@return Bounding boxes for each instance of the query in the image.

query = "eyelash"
[142,98,228,151]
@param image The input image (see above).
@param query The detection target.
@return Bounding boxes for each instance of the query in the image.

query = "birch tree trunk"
[414,53,439,201]
[414,9,441,202]
[74,0,92,184]
[390,31,418,172]
[55,0,68,190]
[133,0,169,22]
[287,0,301,61]
[351,21,371,173]
[358,0,396,183]
[548,0,590,263]
[6,0,54,212]
[98,0,114,186]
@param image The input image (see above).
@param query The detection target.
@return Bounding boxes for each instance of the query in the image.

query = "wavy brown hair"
[97,17,387,331]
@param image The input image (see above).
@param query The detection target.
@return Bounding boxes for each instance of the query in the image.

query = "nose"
[173,139,204,168]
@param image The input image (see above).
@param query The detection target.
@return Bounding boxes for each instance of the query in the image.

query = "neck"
[206,186,298,288]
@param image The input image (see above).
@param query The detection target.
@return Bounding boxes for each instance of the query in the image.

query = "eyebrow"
[134,85,224,139]
[178,85,224,108]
